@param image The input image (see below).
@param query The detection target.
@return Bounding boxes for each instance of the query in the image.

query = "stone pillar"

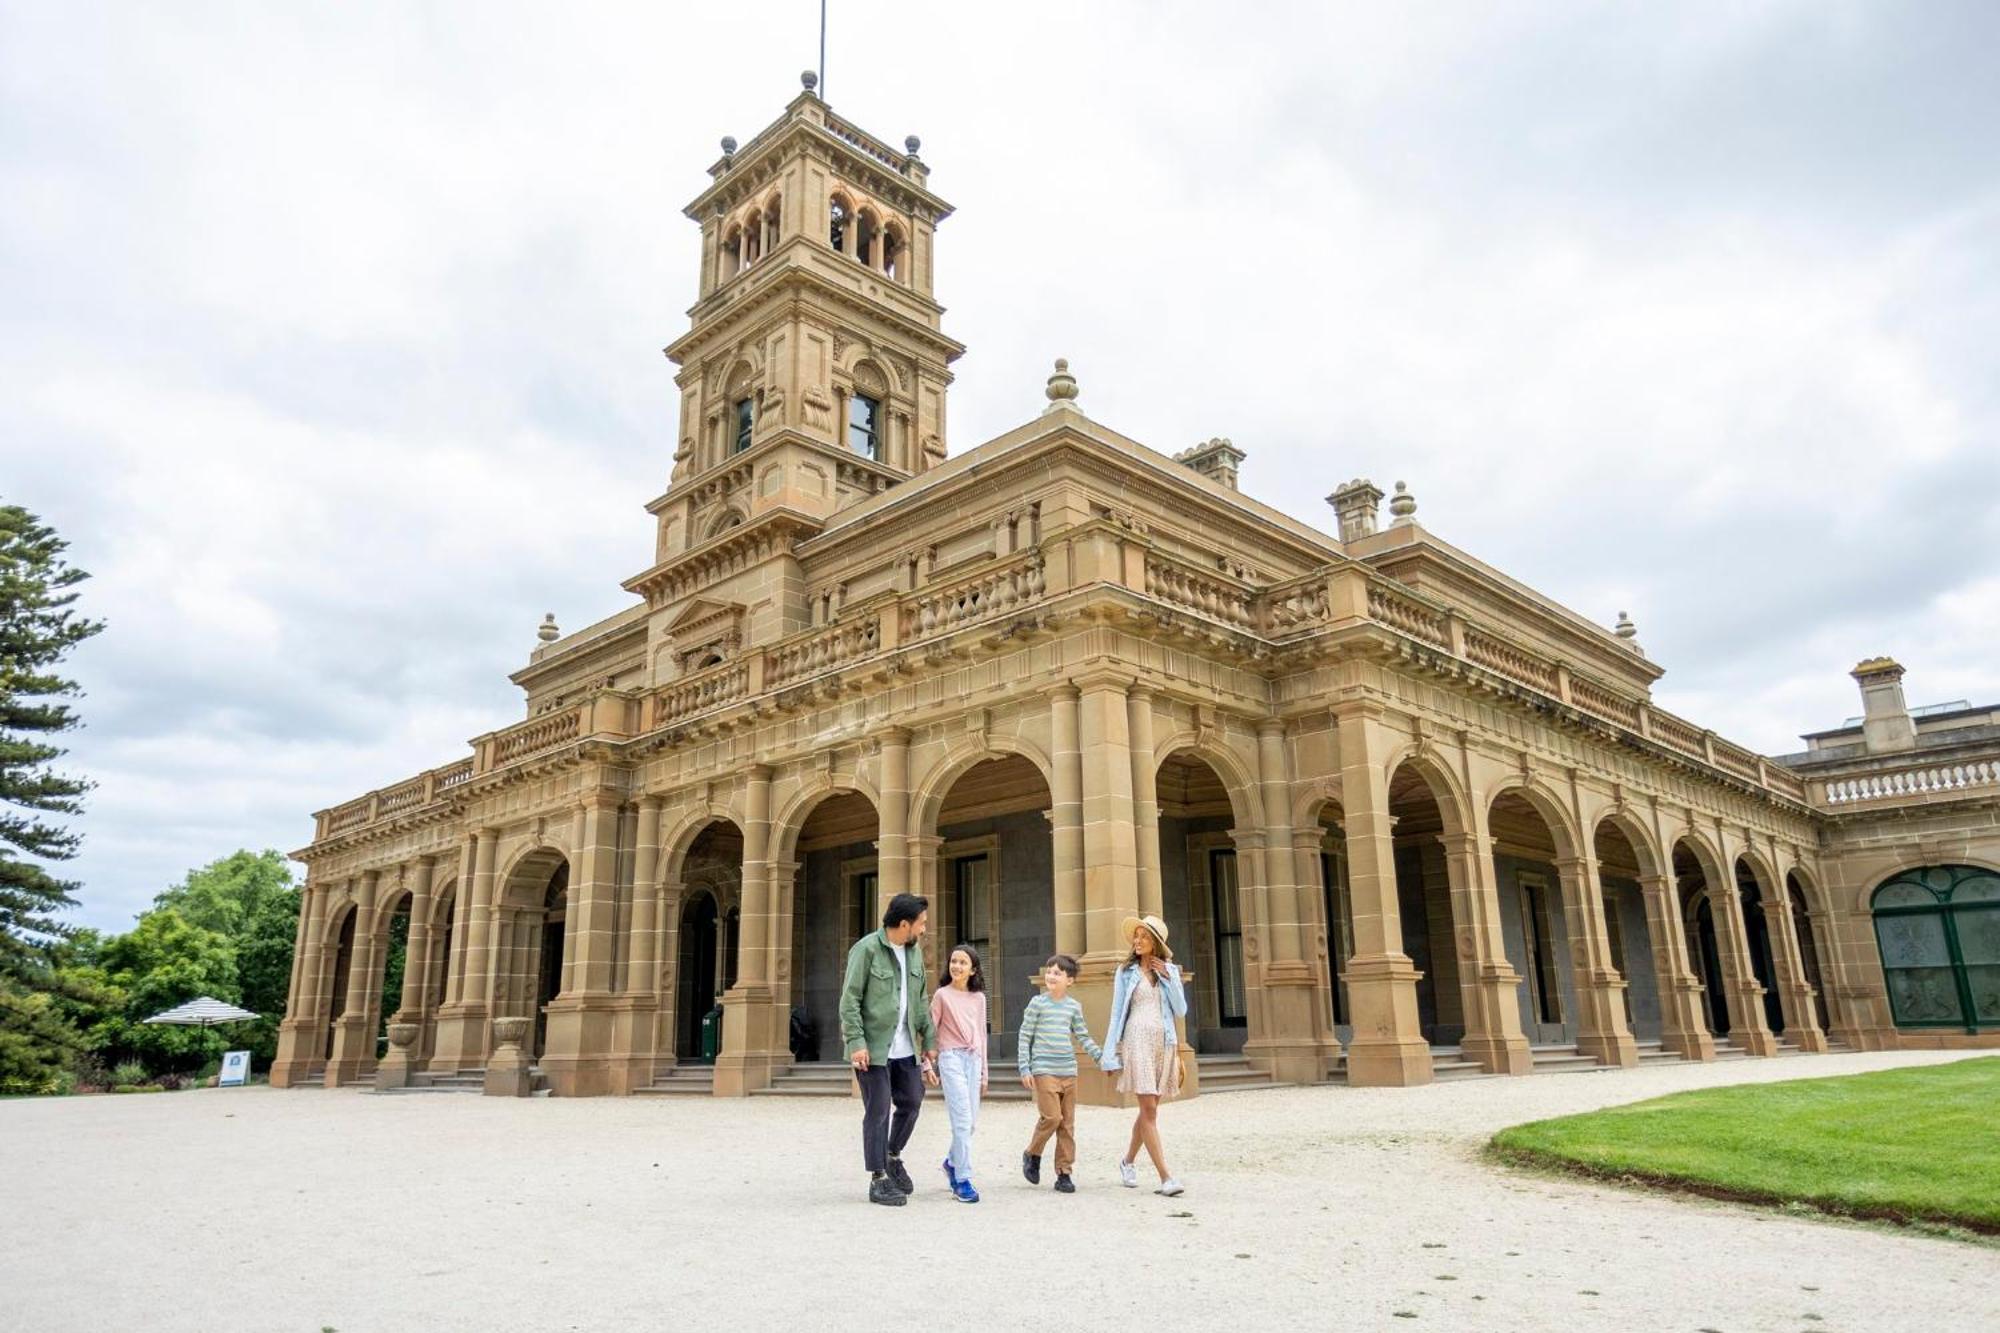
[394,857,437,1021]
[483,1016,533,1097]
[716,766,780,1095]
[1127,688,1163,920]
[1049,683,1085,956]
[1292,826,1346,1068]
[429,828,498,1073]
[877,727,912,900]
[1333,704,1432,1085]
[543,793,627,1096]
[610,796,666,1092]
[324,870,381,1087]
[375,1021,419,1091]
[1073,672,1149,1105]
[1554,853,1639,1067]
[1243,718,1322,1084]
[1711,877,1780,1057]
[1762,875,1830,1052]
[1439,826,1534,1074]
[1637,873,1717,1060]
[271,883,328,1087]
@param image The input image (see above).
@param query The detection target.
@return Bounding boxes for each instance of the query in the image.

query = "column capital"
[639,792,667,812]
[906,833,945,853]
[1069,666,1136,695]
[1228,827,1268,851]
[414,853,438,870]
[1049,681,1081,704]
[873,725,912,748]
[745,763,774,783]
[1256,715,1287,739]
[1126,682,1157,704]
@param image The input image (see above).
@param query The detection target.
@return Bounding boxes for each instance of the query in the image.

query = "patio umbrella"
[141,996,259,1027]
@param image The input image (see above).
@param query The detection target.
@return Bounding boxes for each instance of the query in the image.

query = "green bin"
[699,1003,724,1063]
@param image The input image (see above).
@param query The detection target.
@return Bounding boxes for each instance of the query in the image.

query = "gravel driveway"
[3,1050,1993,1331]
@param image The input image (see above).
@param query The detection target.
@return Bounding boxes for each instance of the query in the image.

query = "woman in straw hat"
[1100,913,1188,1196]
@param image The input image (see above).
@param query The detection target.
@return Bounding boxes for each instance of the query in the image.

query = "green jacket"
[838,928,937,1063]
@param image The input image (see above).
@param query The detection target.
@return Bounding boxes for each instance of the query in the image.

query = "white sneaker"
[1155,1178,1185,1197]
[1117,1158,1137,1188]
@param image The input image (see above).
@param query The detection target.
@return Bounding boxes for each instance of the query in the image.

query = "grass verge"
[1489,1057,2000,1236]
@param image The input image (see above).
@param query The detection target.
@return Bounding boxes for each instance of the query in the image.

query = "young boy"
[1017,953,1104,1193]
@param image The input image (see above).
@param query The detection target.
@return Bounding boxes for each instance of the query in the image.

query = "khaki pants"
[1026,1074,1078,1173]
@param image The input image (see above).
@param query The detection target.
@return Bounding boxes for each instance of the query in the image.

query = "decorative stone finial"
[1043,358,1079,413]
[719,135,737,168]
[800,70,818,93]
[1614,611,1636,640]
[904,135,922,157]
[538,613,560,644]
[1389,480,1417,524]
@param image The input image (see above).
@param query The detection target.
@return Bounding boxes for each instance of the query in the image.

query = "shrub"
[156,1072,185,1092]
[111,1059,148,1087]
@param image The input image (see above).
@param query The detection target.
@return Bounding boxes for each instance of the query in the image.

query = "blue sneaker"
[952,1177,980,1204]
[942,1156,958,1189]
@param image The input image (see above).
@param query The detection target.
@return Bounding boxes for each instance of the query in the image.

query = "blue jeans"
[936,1047,982,1179]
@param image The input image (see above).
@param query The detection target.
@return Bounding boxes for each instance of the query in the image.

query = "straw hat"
[1119,913,1173,961]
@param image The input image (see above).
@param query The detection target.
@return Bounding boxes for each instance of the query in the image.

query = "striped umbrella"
[141,996,259,1027]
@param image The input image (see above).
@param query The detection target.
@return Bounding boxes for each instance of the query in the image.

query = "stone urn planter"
[484,1016,533,1097]
[374,1021,420,1091]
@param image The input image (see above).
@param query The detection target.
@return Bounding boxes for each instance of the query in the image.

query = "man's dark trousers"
[855,1056,923,1172]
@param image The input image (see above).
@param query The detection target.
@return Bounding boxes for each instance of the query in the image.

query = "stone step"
[1427,1047,1489,1082]
[1529,1045,1603,1075]
[1633,1041,1685,1065]
[1194,1054,1277,1093]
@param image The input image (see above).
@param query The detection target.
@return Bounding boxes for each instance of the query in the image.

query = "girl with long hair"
[929,942,989,1203]
[1101,914,1187,1196]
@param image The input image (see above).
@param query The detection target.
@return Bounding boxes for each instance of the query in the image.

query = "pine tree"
[0,504,105,984]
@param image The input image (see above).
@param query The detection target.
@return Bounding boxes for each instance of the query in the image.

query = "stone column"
[877,727,911,901]
[1332,704,1432,1085]
[271,883,328,1087]
[543,793,626,1096]
[1291,827,1346,1067]
[1711,877,1780,1057]
[655,877,685,1067]
[324,870,381,1087]
[1439,826,1534,1074]
[1073,672,1148,1104]
[610,796,666,1092]
[394,857,437,1021]
[1637,873,1717,1060]
[1554,853,1639,1067]
[1761,875,1829,1052]
[1049,683,1085,956]
[1243,718,1321,1083]
[904,836,944,977]
[429,828,498,1073]
[715,765,780,1095]
[1127,688,1163,920]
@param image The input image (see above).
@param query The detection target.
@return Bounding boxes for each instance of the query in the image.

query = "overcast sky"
[4,2,1995,933]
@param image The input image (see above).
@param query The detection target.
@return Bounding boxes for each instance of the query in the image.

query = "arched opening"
[828,196,850,253]
[668,819,744,1062]
[1593,819,1663,1040]
[375,890,413,1049]
[1734,859,1785,1034]
[1375,764,1462,1048]
[1158,751,1255,1052]
[677,890,720,1061]
[927,754,1054,1071]
[1307,799,1354,1034]
[487,850,570,1063]
[323,905,357,1061]
[855,209,879,267]
[1871,865,2000,1031]
[723,225,743,278]
[1675,843,1730,1037]
[1787,870,1831,1032]
[782,790,881,1067]
[763,196,781,253]
[533,865,568,1058]
[881,224,904,280]
[1488,790,1576,1047]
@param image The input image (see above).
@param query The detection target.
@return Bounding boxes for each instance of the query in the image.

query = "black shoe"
[1021,1151,1042,1185]
[885,1155,914,1195]
[1054,1173,1076,1193]
[868,1174,907,1207]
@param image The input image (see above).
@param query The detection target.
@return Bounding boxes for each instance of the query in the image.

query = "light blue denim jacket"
[1099,960,1188,1072]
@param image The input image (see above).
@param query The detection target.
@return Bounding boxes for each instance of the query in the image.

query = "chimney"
[1328,478,1384,543]
[1174,438,1245,490]
[1851,657,1916,753]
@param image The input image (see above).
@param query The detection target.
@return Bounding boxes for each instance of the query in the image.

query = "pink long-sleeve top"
[928,984,989,1080]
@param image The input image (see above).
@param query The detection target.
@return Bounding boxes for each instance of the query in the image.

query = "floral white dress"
[1114,974,1182,1099]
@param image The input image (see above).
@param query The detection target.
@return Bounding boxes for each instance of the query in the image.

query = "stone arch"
[1381,746,1472,840]
[1670,827,1730,891]
[1735,847,1782,898]
[1485,774,1583,862]
[1293,777,1344,830]
[770,777,883,866]
[910,736,1055,837]
[1151,729,1262,830]
[368,877,414,936]
[1848,852,2000,916]
[1591,807,1665,880]
[497,843,570,908]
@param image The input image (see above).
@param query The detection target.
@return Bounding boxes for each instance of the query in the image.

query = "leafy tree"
[93,907,239,1073]
[0,504,104,985]
[152,850,299,1061]
[0,981,81,1094]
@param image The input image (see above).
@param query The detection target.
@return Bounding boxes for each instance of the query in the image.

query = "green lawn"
[1490,1057,2000,1234]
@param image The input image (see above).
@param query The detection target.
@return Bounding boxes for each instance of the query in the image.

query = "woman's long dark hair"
[943,942,986,993]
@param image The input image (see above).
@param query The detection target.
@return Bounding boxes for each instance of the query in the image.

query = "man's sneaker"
[952,1178,980,1204]
[1154,1177,1185,1197]
[1117,1158,1138,1188]
[885,1155,914,1196]
[1021,1151,1042,1185]
[868,1174,907,1207]
[942,1156,958,1190]
[1054,1173,1076,1194]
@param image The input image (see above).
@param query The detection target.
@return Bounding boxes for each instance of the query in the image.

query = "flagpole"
[819,0,827,98]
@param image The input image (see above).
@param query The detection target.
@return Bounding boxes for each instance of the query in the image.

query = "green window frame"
[1871,865,2000,1032]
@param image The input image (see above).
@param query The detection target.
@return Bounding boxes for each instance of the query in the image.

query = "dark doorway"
[534,864,568,1058]
[324,909,357,1060]
[678,892,720,1061]
[1692,899,1729,1036]
[1735,865,1785,1033]
[1790,878,1830,1031]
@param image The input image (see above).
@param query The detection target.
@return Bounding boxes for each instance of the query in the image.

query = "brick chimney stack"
[1328,478,1384,543]
[1851,657,1917,753]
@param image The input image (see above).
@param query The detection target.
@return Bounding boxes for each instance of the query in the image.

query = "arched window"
[764,197,781,253]
[723,226,743,278]
[881,225,903,281]
[1871,865,2000,1030]
[829,197,850,254]
[855,210,878,268]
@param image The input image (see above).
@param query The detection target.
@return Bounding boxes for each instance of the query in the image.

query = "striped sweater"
[1016,993,1103,1077]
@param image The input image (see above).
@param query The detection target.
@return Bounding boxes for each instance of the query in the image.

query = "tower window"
[734,398,754,453]
[847,393,880,460]
[829,199,848,253]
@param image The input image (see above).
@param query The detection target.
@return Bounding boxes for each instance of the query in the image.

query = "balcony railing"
[1822,759,2000,807]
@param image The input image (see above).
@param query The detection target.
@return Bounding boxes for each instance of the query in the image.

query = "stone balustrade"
[1821,759,2000,807]
[901,551,1045,639]
[1143,551,1257,631]
[767,613,882,688]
